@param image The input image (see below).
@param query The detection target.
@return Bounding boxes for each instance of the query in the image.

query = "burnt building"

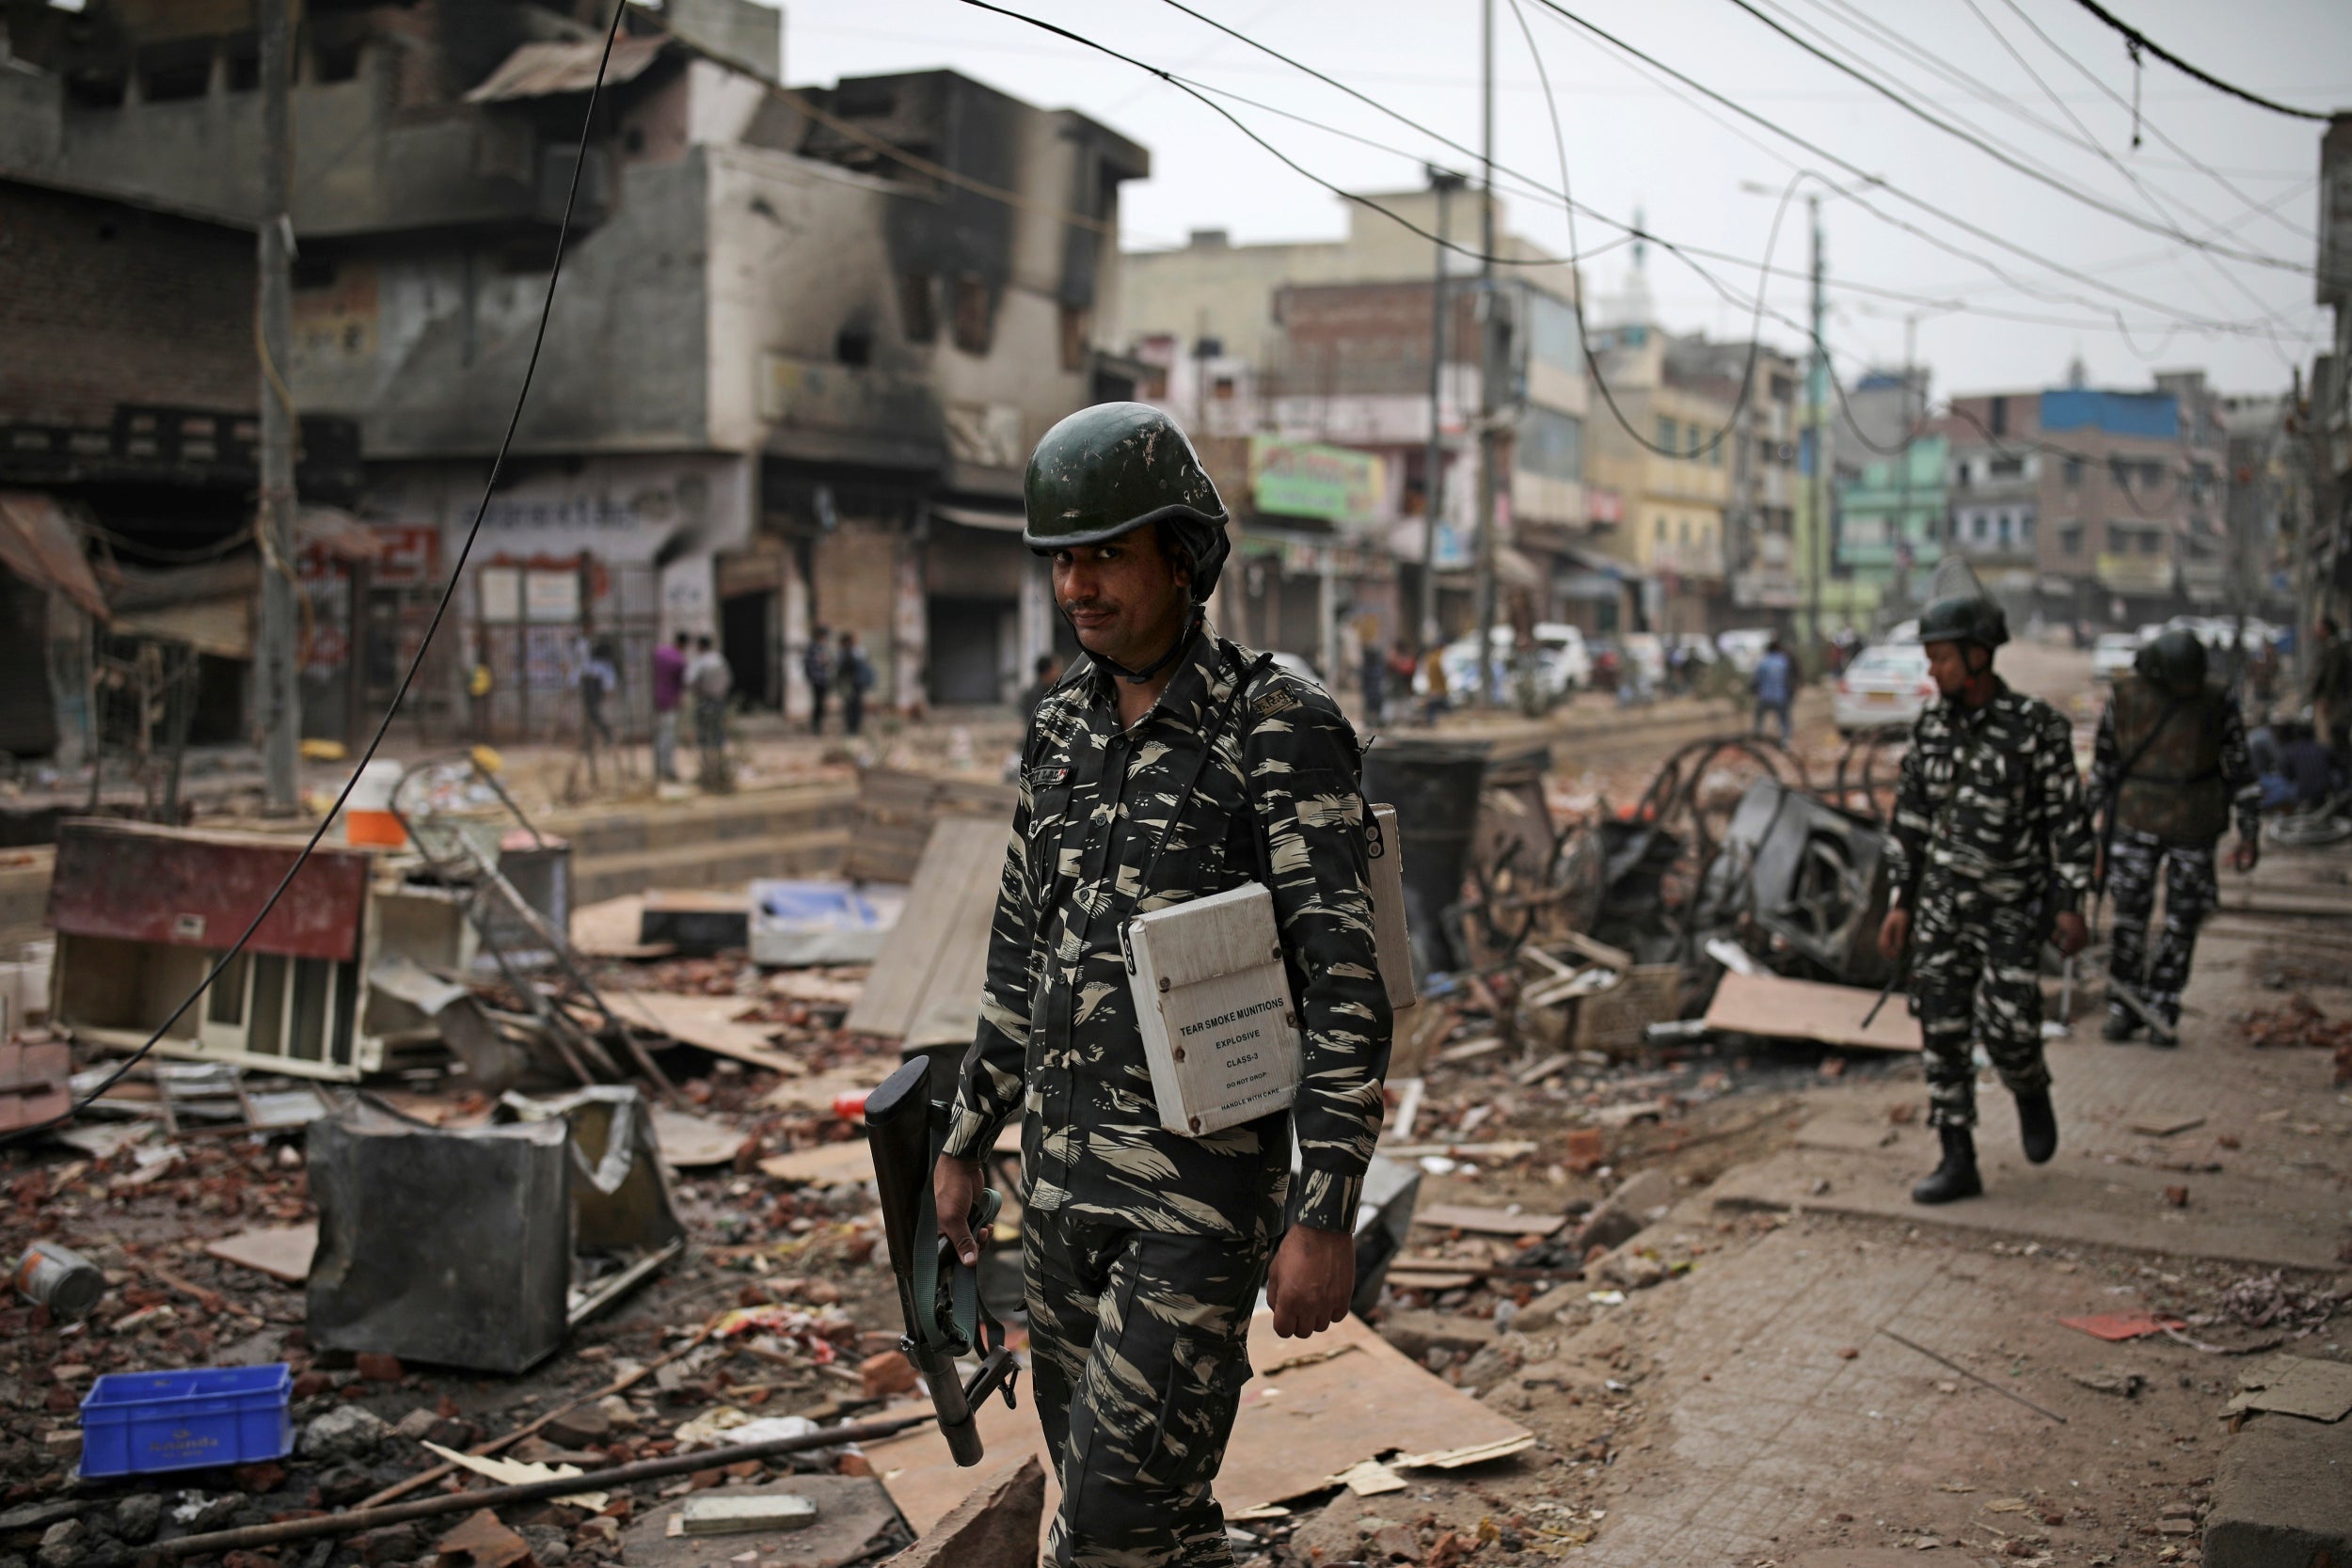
[1,0,1147,736]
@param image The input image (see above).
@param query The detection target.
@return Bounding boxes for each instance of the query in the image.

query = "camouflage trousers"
[1908,879,2051,1129]
[2106,827,2218,1026]
[1025,1209,1272,1567]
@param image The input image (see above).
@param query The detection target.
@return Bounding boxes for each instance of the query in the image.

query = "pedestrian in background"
[2310,616,2352,764]
[1752,637,1794,743]
[836,628,875,736]
[1386,641,1418,722]
[688,635,733,787]
[650,631,688,782]
[467,633,494,739]
[1420,644,1450,723]
[803,626,834,736]
[1360,638,1387,726]
[1017,651,1063,723]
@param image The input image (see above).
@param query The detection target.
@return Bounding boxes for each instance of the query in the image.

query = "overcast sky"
[770,0,2346,403]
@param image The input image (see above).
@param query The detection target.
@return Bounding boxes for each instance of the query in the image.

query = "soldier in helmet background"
[931,403,1392,1566]
[2087,627,2261,1043]
[1879,579,2096,1205]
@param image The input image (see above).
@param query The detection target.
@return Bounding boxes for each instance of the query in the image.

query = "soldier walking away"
[1752,637,1794,743]
[1016,651,1064,723]
[836,629,875,736]
[932,402,1392,1568]
[1879,578,2094,1205]
[2312,616,2352,764]
[2089,628,2261,1044]
[803,626,834,736]
[687,635,733,789]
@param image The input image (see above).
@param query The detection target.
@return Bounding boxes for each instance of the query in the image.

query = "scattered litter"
[2125,1113,2206,1138]
[2067,1366,2145,1399]
[1702,972,1923,1053]
[205,1224,319,1284]
[677,1492,818,1535]
[2059,1313,2185,1342]
[421,1441,610,1510]
[1327,1459,1408,1497]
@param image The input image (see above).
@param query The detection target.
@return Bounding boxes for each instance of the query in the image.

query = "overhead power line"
[1718,0,2306,272]
[2065,0,2335,122]
[1151,0,2292,343]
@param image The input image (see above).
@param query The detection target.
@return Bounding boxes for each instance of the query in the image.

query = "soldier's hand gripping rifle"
[864,1057,1021,1467]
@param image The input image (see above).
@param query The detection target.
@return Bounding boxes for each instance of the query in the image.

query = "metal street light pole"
[1420,167,1466,655]
[1471,0,1502,706]
[257,0,299,815]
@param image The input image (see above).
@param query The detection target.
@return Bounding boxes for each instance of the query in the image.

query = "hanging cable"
[22,0,633,1135]
[2066,0,2333,121]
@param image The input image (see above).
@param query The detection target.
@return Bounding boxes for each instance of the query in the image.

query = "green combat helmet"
[2134,627,2208,695]
[1916,555,2009,652]
[1023,402,1231,602]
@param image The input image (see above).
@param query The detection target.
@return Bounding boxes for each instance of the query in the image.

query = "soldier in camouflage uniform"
[2088,628,2261,1043]
[932,403,1392,1567]
[1880,593,2095,1204]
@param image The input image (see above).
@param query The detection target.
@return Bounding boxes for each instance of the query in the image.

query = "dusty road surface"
[3,636,2344,1568]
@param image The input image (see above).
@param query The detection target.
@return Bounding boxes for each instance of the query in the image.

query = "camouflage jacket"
[2086,679,2260,847]
[1887,679,2096,909]
[942,625,1392,1238]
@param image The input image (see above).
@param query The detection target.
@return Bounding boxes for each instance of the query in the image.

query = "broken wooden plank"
[0,1040,70,1133]
[205,1222,318,1283]
[1701,971,1924,1053]
[602,991,800,1072]
[756,1141,876,1187]
[1436,1035,1505,1064]
[1410,1204,1565,1238]
[2125,1113,2207,1138]
[843,818,1006,1044]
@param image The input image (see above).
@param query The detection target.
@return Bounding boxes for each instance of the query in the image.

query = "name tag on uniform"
[1123,882,1302,1137]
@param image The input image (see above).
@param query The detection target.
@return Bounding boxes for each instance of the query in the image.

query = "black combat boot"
[2016,1089,2059,1164]
[2101,1007,2140,1042]
[1912,1125,1982,1205]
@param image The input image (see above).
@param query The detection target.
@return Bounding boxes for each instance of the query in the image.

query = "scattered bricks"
[356,1525,421,1567]
[436,1511,532,1568]
[299,1405,388,1464]
[1363,1522,1421,1562]
[231,1463,288,1494]
[1563,1129,1605,1176]
[293,1372,333,1401]
[427,1418,483,1449]
[1512,1281,1584,1333]
[540,1406,612,1451]
[2040,1512,2066,1527]
[859,1351,918,1401]
[836,1453,874,1478]
[721,1462,761,1481]
[688,1470,726,1492]
[2164,1185,2190,1208]
[41,1388,73,1415]
[573,1519,619,1549]
[594,1396,639,1432]
[355,1354,404,1384]
[112,1497,160,1546]
[1375,1309,1497,1367]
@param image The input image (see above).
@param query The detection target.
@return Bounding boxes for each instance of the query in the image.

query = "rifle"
[864,1057,1021,1467]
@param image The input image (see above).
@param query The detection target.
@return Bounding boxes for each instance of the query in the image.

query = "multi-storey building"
[0,0,1147,729]
[1119,190,1593,664]
[1584,325,1738,637]
[1662,336,1801,627]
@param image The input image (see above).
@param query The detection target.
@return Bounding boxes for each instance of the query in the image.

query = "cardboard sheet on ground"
[605,991,798,1072]
[1703,972,1922,1052]
[649,1106,750,1168]
[2227,1353,2352,1422]
[843,818,1005,1046]
[570,895,669,959]
[865,1310,1532,1538]
[1412,1204,1565,1237]
[625,1477,897,1568]
[756,1141,875,1186]
[206,1223,318,1283]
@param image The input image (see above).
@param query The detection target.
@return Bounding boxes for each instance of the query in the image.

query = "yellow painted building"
[1583,328,1734,630]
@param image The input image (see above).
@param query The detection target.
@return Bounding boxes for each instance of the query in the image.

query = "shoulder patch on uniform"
[1251,686,1302,719]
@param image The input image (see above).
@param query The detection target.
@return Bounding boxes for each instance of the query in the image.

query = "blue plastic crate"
[78,1363,294,1479]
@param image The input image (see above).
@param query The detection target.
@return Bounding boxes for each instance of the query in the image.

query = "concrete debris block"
[112,1497,161,1546]
[1363,1520,1423,1561]
[2066,1365,2145,1398]
[878,1455,1045,1568]
[678,1494,818,1536]
[539,1403,613,1450]
[1600,1251,1668,1291]
[1375,1309,1498,1366]
[394,1409,441,1441]
[1511,1280,1585,1333]
[356,1524,423,1566]
[595,1394,641,1432]
[859,1350,919,1400]
[301,1404,389,1463]
[1577,1167,1676,1253]
[437,1510,534,1568]
[2205,1404,2352,1568]
[0,1503,86,1534]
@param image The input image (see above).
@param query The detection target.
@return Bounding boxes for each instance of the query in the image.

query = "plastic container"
[14,1240,105,1321]
[342,759,407,847]
[78,1363,294,1479]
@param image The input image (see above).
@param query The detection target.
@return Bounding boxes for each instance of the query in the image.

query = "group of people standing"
[800,626,877,737]
[646,633,737,787]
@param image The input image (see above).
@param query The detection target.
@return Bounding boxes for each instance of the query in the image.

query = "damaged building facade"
[0,0,1147,735]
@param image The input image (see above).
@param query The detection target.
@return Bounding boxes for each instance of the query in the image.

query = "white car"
[2091,632,2140,682]
[1882,619,1920,645]
[1422,626,1588,702]
[1716,627,1776,675]
[1833,642,1936,734]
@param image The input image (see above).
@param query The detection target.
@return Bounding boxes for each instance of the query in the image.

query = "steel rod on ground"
[159,1416,934,1558]
[1877,1327,2068,1423]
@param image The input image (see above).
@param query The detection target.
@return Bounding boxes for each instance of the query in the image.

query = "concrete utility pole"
[1472,0,1502,706]
[1420,166,1464,655]
[1805,193,1827,648]
[257,0,299,815]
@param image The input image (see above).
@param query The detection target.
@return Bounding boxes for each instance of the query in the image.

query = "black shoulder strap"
[1125,645,1275,919]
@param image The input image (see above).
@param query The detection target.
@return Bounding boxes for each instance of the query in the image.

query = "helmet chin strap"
[1076,606,1203,685]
